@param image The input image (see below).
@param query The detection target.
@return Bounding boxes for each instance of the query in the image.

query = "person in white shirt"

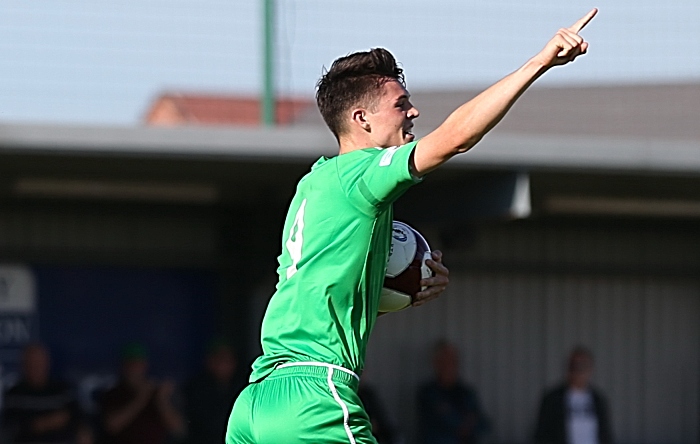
[534,347,613,444]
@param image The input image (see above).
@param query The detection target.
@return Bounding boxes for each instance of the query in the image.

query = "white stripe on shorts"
[327,367,357,444]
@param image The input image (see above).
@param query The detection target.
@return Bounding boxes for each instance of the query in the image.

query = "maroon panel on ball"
[383,263,423,299]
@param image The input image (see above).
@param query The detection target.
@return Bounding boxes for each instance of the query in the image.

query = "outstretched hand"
[535,8,597,68]
[412,250,449,307]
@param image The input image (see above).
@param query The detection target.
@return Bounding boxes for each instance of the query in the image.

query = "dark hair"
[316,48,404,140]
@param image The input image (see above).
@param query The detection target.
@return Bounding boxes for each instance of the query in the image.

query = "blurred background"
[0,1,698,443]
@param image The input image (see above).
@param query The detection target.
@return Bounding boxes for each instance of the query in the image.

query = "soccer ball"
[379,221,433,313]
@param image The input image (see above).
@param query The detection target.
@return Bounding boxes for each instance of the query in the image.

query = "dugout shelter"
[0,82,699,443]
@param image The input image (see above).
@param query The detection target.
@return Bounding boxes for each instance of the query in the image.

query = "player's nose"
[408,103,420,119]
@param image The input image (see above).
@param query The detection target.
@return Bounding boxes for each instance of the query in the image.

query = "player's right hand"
[534,8,597,68]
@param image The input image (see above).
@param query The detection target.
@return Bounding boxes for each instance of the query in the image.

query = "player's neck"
[338,134,376,155]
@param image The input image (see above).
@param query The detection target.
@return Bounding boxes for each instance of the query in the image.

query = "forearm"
[413,8,596,176]
[416,58,547,173]
[445,58,546,151]
[157,403,185,436]
[153,382,185,436]
[103,395,150,434]
[31,410,71,434]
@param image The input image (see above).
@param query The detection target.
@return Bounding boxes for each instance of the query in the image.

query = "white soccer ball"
[379,221,432,313]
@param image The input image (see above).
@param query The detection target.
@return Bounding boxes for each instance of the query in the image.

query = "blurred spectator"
[417,340,489,444]
[533,346,613,444]
[182,339,245,444]
[98,343,184,444]
[357,379,400,444]
[1,342,92,444]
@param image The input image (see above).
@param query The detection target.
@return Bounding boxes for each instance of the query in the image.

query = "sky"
[0,0,698,125]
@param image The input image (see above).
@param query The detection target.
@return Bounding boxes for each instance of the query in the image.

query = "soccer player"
[226,8,597,444]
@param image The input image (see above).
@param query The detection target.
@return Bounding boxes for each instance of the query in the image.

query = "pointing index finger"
[569,8,598,34]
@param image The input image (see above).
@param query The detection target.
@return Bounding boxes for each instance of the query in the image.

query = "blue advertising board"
[1,264,218,411]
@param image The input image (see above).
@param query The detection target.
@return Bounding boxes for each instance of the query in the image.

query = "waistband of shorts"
[270,362,360,388]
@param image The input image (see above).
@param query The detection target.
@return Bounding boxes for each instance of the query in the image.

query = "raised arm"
[412,8,598,176]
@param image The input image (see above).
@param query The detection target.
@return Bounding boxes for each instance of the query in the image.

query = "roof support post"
[262,0,275,126]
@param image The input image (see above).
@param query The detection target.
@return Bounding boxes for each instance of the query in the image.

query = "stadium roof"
[0,128,698,178]
[293,81,700,140]
[1,82,699,176]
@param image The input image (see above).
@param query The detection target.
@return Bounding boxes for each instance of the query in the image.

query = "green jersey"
[250,141,420,382]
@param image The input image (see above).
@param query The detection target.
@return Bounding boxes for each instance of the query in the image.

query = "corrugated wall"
[3,204,699,443]
[0,204,217,265]
[365,220,700,444]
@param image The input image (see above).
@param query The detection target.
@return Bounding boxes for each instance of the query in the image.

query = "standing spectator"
[417,340,489,444]
[534,346,613,444]
[1,342,92,444]
[183,339,245,444]
[98,343,184,444]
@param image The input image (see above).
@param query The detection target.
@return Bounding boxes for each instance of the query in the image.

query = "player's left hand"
[534,8,597,68]
[413,250,449,307]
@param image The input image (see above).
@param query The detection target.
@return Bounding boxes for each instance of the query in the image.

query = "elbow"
[455,134,483,154]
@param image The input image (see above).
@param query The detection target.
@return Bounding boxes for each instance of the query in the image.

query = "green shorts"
[226,362,378,444]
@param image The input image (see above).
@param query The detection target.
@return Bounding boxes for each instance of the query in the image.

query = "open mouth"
[404,128,414,141]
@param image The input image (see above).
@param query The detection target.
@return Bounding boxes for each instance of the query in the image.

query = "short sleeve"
[339,141,421,212]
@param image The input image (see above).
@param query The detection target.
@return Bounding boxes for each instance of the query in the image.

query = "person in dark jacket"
[98,343,184,444]
[534,346,613,444]
[2,343,92,444]
[357,378,401,444]
[417,340,489,444]
[183,339,246,444]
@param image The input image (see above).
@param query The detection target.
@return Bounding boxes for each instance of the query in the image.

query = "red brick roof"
[145,93,314,126]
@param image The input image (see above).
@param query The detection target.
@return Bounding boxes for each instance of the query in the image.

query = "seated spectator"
[1,342,92,444]
[417,340,489,444]
[98,343,184,444]
[357,378,400,444]
[183,339,246,444]
[534,346,613,444]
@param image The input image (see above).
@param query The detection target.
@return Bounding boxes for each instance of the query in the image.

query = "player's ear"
[351,108,371,132]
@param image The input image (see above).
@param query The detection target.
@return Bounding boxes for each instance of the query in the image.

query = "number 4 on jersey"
[285,199,307,278]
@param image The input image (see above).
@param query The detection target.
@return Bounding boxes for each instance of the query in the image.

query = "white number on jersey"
[285,198,307,278]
